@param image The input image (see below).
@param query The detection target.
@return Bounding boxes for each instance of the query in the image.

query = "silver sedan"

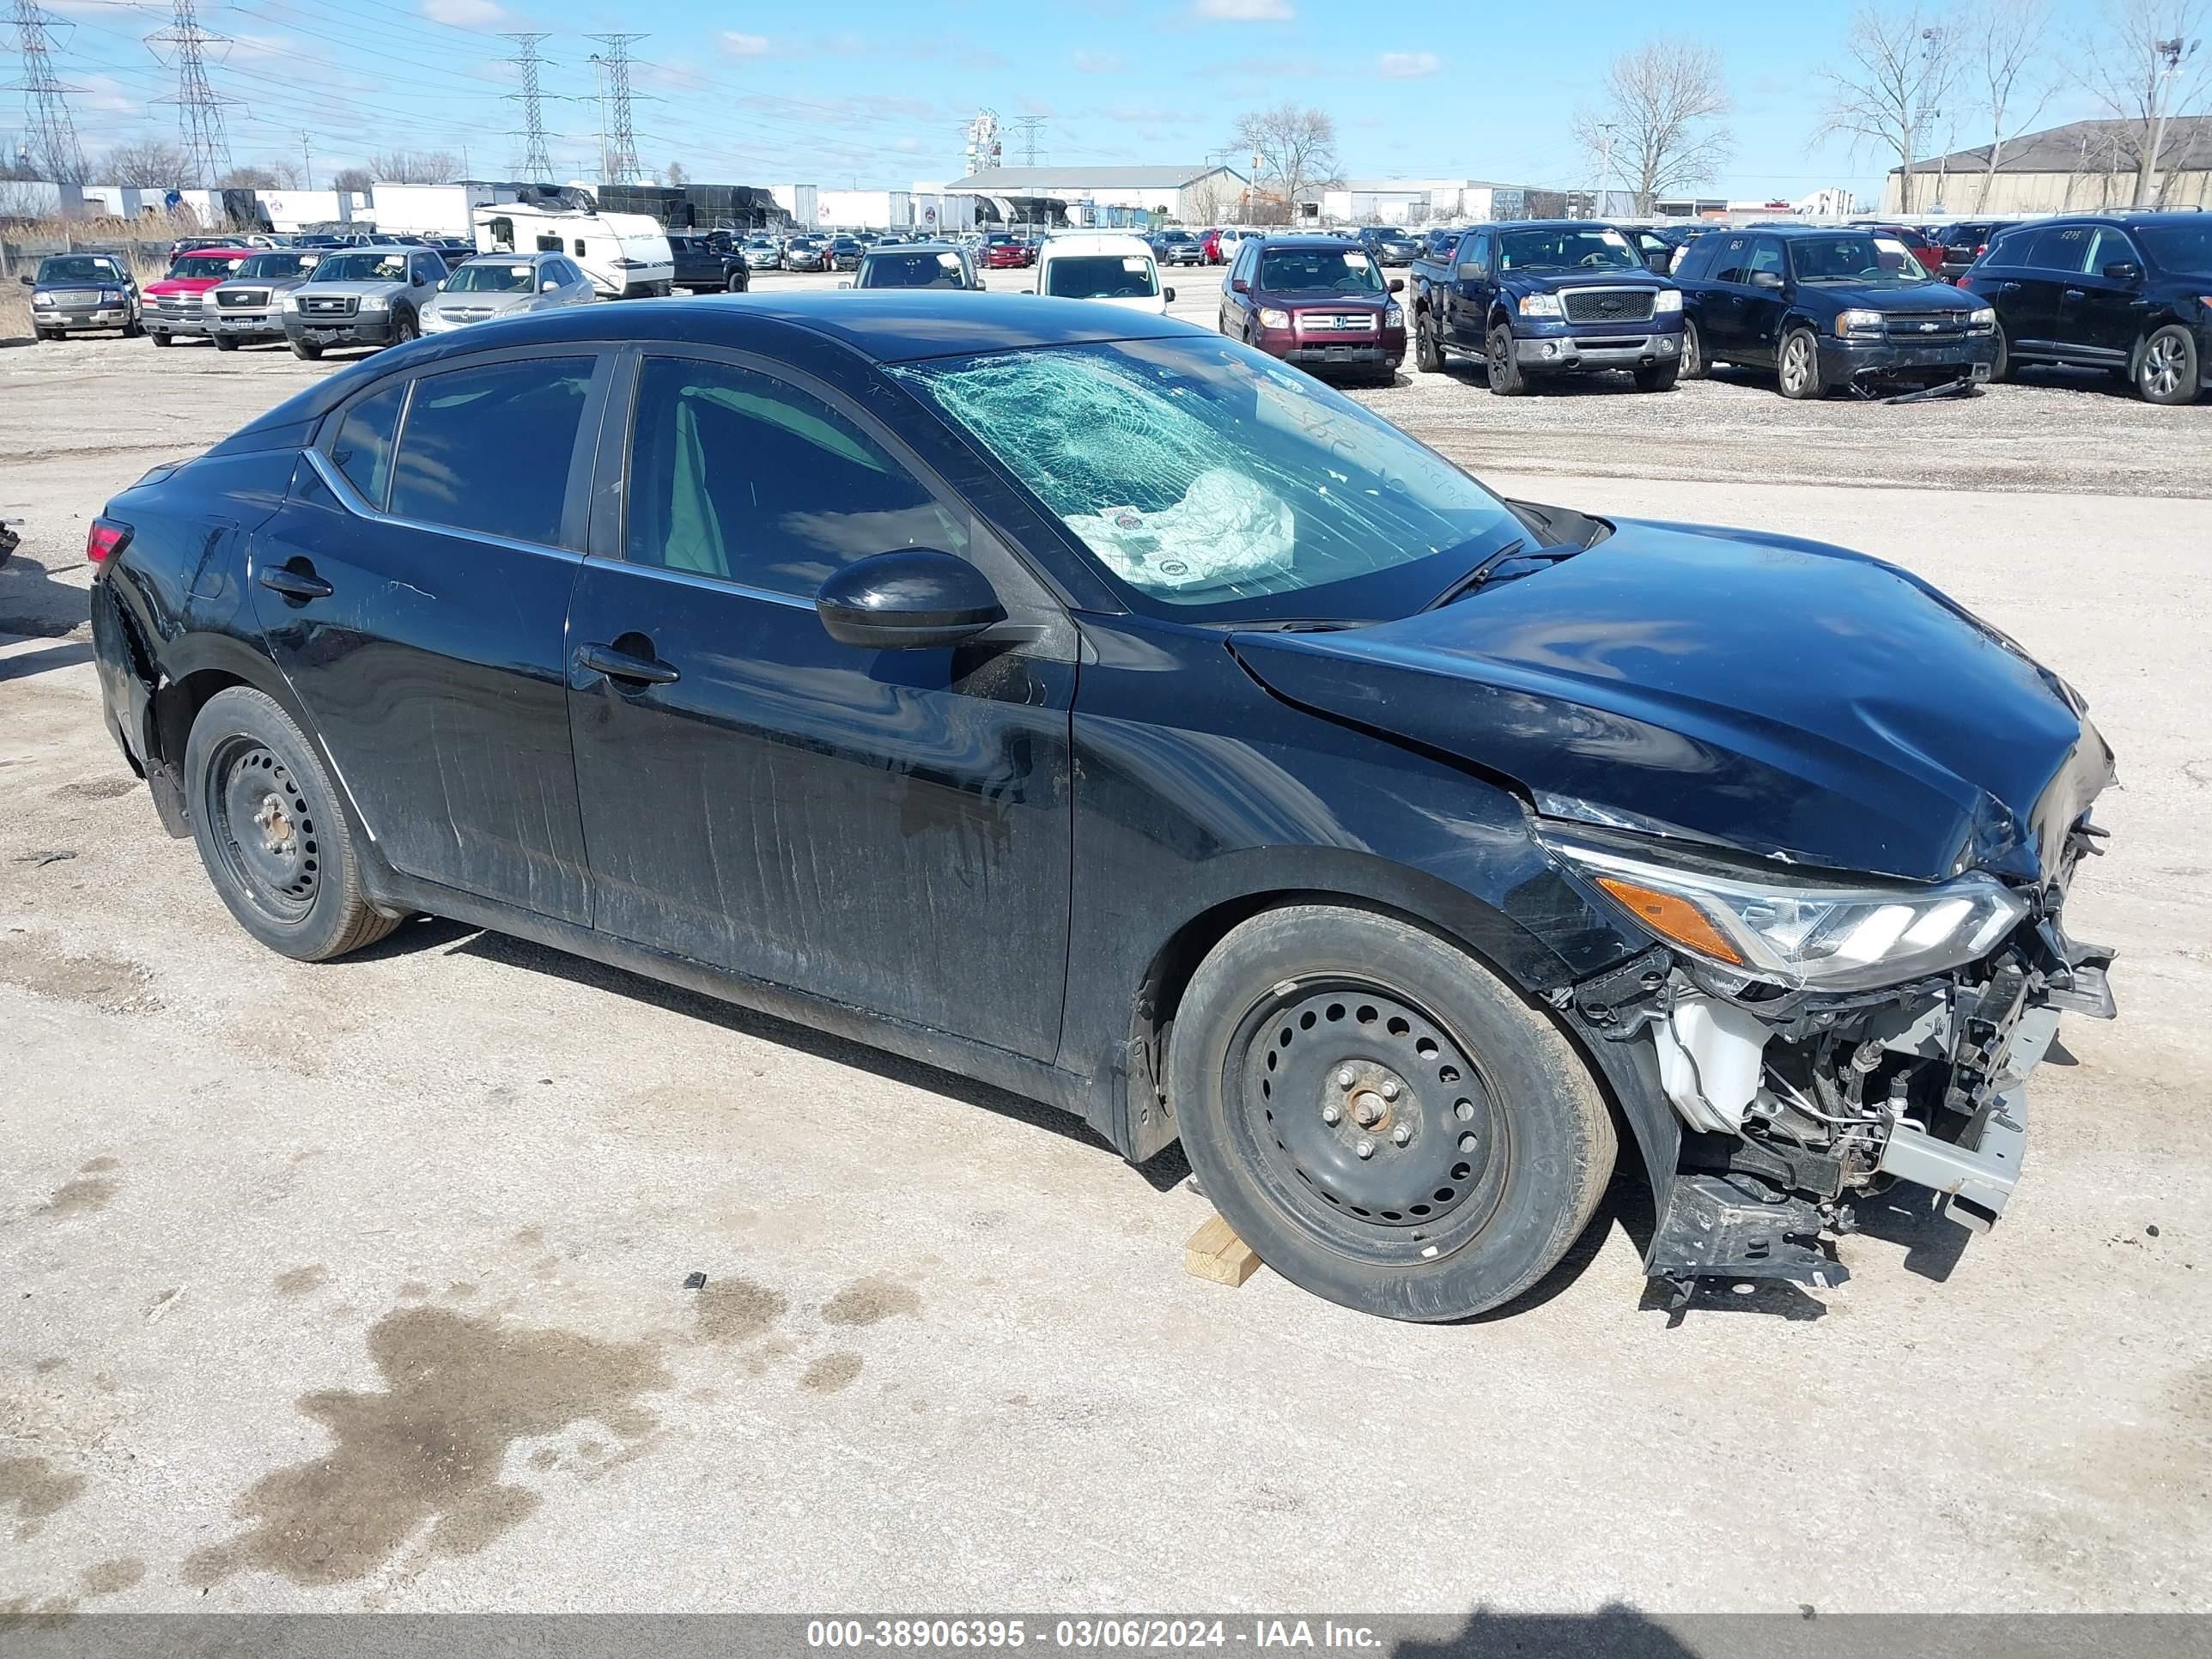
[419,252,597,333]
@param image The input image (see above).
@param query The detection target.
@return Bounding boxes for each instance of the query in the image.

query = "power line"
[7,0,86,183]
[146,0,235,185]
[502,30,551,183]
[586,32,643,185]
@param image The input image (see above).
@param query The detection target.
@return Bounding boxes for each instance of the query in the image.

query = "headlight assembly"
[357,293,390,312]
[1517,293,1563,318]
[1383,302,1404,325]
[1653,289,1683,313]
[1968,306,1996,330]
[1542,830,2031,992]
[1257,307,1291,329]
[1836,308,1885,335]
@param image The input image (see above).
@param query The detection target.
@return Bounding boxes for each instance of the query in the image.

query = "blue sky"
[24,0,2120,203]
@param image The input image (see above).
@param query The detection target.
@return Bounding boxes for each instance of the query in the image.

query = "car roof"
[2016,210,2208,226]
[1250,234,1365,249]
[1042,232,1153,254]
[863,241,963,255]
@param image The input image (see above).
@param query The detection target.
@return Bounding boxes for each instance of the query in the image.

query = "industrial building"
[940,164,1249,228]
[1301,179,1585,224]
[1882,117,2212,216]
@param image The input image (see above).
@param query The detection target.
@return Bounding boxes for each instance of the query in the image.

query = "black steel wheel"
[1413,311,1444,373]
[184,686,397,961]
[1170,905,1617,1322]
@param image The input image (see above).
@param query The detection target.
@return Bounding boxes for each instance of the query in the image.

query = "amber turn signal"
[1595,876,1746,966]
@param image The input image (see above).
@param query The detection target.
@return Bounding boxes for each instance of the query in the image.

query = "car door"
[247,349,611,924]
[1699,235,1753,357]
[405,252,441,313]
[1221,241,1257,333]
[1447,230,1492,348]
[2065,226,2152,367]
[1736,237,1790,364]
[562,344,1078,1061]
[2008,222,2094,356]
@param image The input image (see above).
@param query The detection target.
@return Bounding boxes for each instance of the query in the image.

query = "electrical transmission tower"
[7,0,86,183]
[502,31,554,183]
[586,33,644,186]
[147,0,234,187]
[1010,114,1044,167]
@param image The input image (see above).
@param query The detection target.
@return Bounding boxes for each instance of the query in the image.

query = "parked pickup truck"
[1409,220,1683,394]
[668,233,750,294]
[204,249,326,349]
[279,245,449,360]
[142,246,252,346]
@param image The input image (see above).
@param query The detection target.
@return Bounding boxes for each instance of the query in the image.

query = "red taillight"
[87,518,131,565]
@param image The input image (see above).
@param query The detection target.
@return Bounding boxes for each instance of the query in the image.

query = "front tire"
[150,331,174,348]
[1168,905,1617,1322]
[184,687,398,963]
[726,272,748,293]
[1989,320,2013,382]
[214,334,239,350]
[2136,324,2200,405]
[1679,318,1709,380]
[390,310,418,346]
[290,338,323,361]
[1634,362,1679,392]
[1778,326,1825,399]
[1484,323,1527,396]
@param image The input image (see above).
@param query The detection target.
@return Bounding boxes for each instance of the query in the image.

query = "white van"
[473,203,675,300]
[1032,231,1173,314]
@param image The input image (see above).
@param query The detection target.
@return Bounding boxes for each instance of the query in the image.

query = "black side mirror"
[1388,276,1404,293]
[2102,261,2142,283]
[816,550,1005,651]
[1163,286,1176,302]
[16,274,30,287]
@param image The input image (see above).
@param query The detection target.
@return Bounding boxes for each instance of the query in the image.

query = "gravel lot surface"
[3,277,2209,1621]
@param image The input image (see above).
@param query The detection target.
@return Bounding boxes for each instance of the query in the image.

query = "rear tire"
[1485,323,1527,396]
[1679,318,1710,380]
[1168,904,1617,1322]
[183,687,398,963]
[1413,312,1444,373]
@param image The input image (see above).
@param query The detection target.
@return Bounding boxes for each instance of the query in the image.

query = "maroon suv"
[1218,234,1406,384]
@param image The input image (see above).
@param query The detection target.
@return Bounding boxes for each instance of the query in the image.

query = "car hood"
[1227,519,2112,886]
[145,276,228,295]
[1803,281,1976,313]
[425,290,535,314]
[1270,292,1394,311]
[1505,270,1670,294]
[212,276,311,294]
[293,281,408,297]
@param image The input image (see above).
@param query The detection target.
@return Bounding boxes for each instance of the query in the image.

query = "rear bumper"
[1821,335,1999,380]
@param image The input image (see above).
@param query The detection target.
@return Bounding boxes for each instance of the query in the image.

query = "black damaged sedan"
[86,294,2115,1321]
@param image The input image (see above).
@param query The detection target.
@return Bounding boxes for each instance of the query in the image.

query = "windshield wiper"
[1424,538,1589,609]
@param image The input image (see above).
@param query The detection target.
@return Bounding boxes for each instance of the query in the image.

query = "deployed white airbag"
[1060,468,1296,592]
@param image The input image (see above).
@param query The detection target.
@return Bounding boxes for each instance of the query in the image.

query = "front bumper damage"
[1559,828,2117,1304]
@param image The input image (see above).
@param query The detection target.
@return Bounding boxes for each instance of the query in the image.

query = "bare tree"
[331,166,374,195]
[665,161,688,186]
[368,150,461,184]
[101,141,191,187]
[1232,104,1341,221]
[219,164,282,189]
[1819,3,1961,214]
[1571,39,1733,214]
[1185,170,1234,223]
[1963,0,2057,210]
[2079,0,2209,205]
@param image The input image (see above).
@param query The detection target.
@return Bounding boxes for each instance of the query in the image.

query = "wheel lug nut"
[1380,1079,1401,1101]
[1392,1125,1412,1147]
[1336,1068,1356,1089]
[1355,1138,1376,1159]
[1322,1103,1342,1125]
[1459,1133,1478,1152]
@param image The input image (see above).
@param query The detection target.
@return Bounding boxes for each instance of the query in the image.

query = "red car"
[142,246,252,347]
[1856,224,1944,276]
[1200,228,1227,264]
[1218,234,1407,385]
[981,235,1035,270]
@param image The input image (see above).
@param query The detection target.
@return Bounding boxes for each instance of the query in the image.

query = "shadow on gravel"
[340,913,1176,1180]
[1847,1191,1972,1284]
[1397,1605,1699,1659]
[0,540,94,681]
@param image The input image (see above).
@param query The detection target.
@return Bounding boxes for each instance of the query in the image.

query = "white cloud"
[1377,50,1439,78]
[720,30,773,55]
[1073,48,1126,72]
[1196,0,1292,19]
[894,136,922,152]
[421,0,504,25]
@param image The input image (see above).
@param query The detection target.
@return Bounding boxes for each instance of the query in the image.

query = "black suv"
[1934,221,2016,282]
[668,234,750,294]
[1673,225,1997,398]
[1960,213,2212,405]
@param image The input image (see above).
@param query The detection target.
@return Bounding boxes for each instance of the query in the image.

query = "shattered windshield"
[887,337,1519,622]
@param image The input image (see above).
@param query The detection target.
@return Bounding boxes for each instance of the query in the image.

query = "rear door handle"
[1999,281,2021,294]
[259,566,332,600]
[577,642,680,685]
[2063,288,2086,301]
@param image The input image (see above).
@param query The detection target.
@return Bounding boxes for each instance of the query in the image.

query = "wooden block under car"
[1184,1213,1263,1288]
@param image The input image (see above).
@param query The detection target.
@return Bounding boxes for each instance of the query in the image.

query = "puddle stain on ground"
[0,1455,85,1541]
[50,777,140,802]
[272,1266,328,1297]
[801,1352,863,1394]
[41,1177,114,1218]
[80,1558,144,1595]
[181,1305,669,1588]
[694,1279,787,1346]
[0,933,158,1013]
[822,1276,921,1328]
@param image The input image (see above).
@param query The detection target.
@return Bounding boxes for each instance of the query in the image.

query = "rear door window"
[386,356,596,547]
[327,381,407,509]
[2020,223,2094,273]
[1711,236,1752,284]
